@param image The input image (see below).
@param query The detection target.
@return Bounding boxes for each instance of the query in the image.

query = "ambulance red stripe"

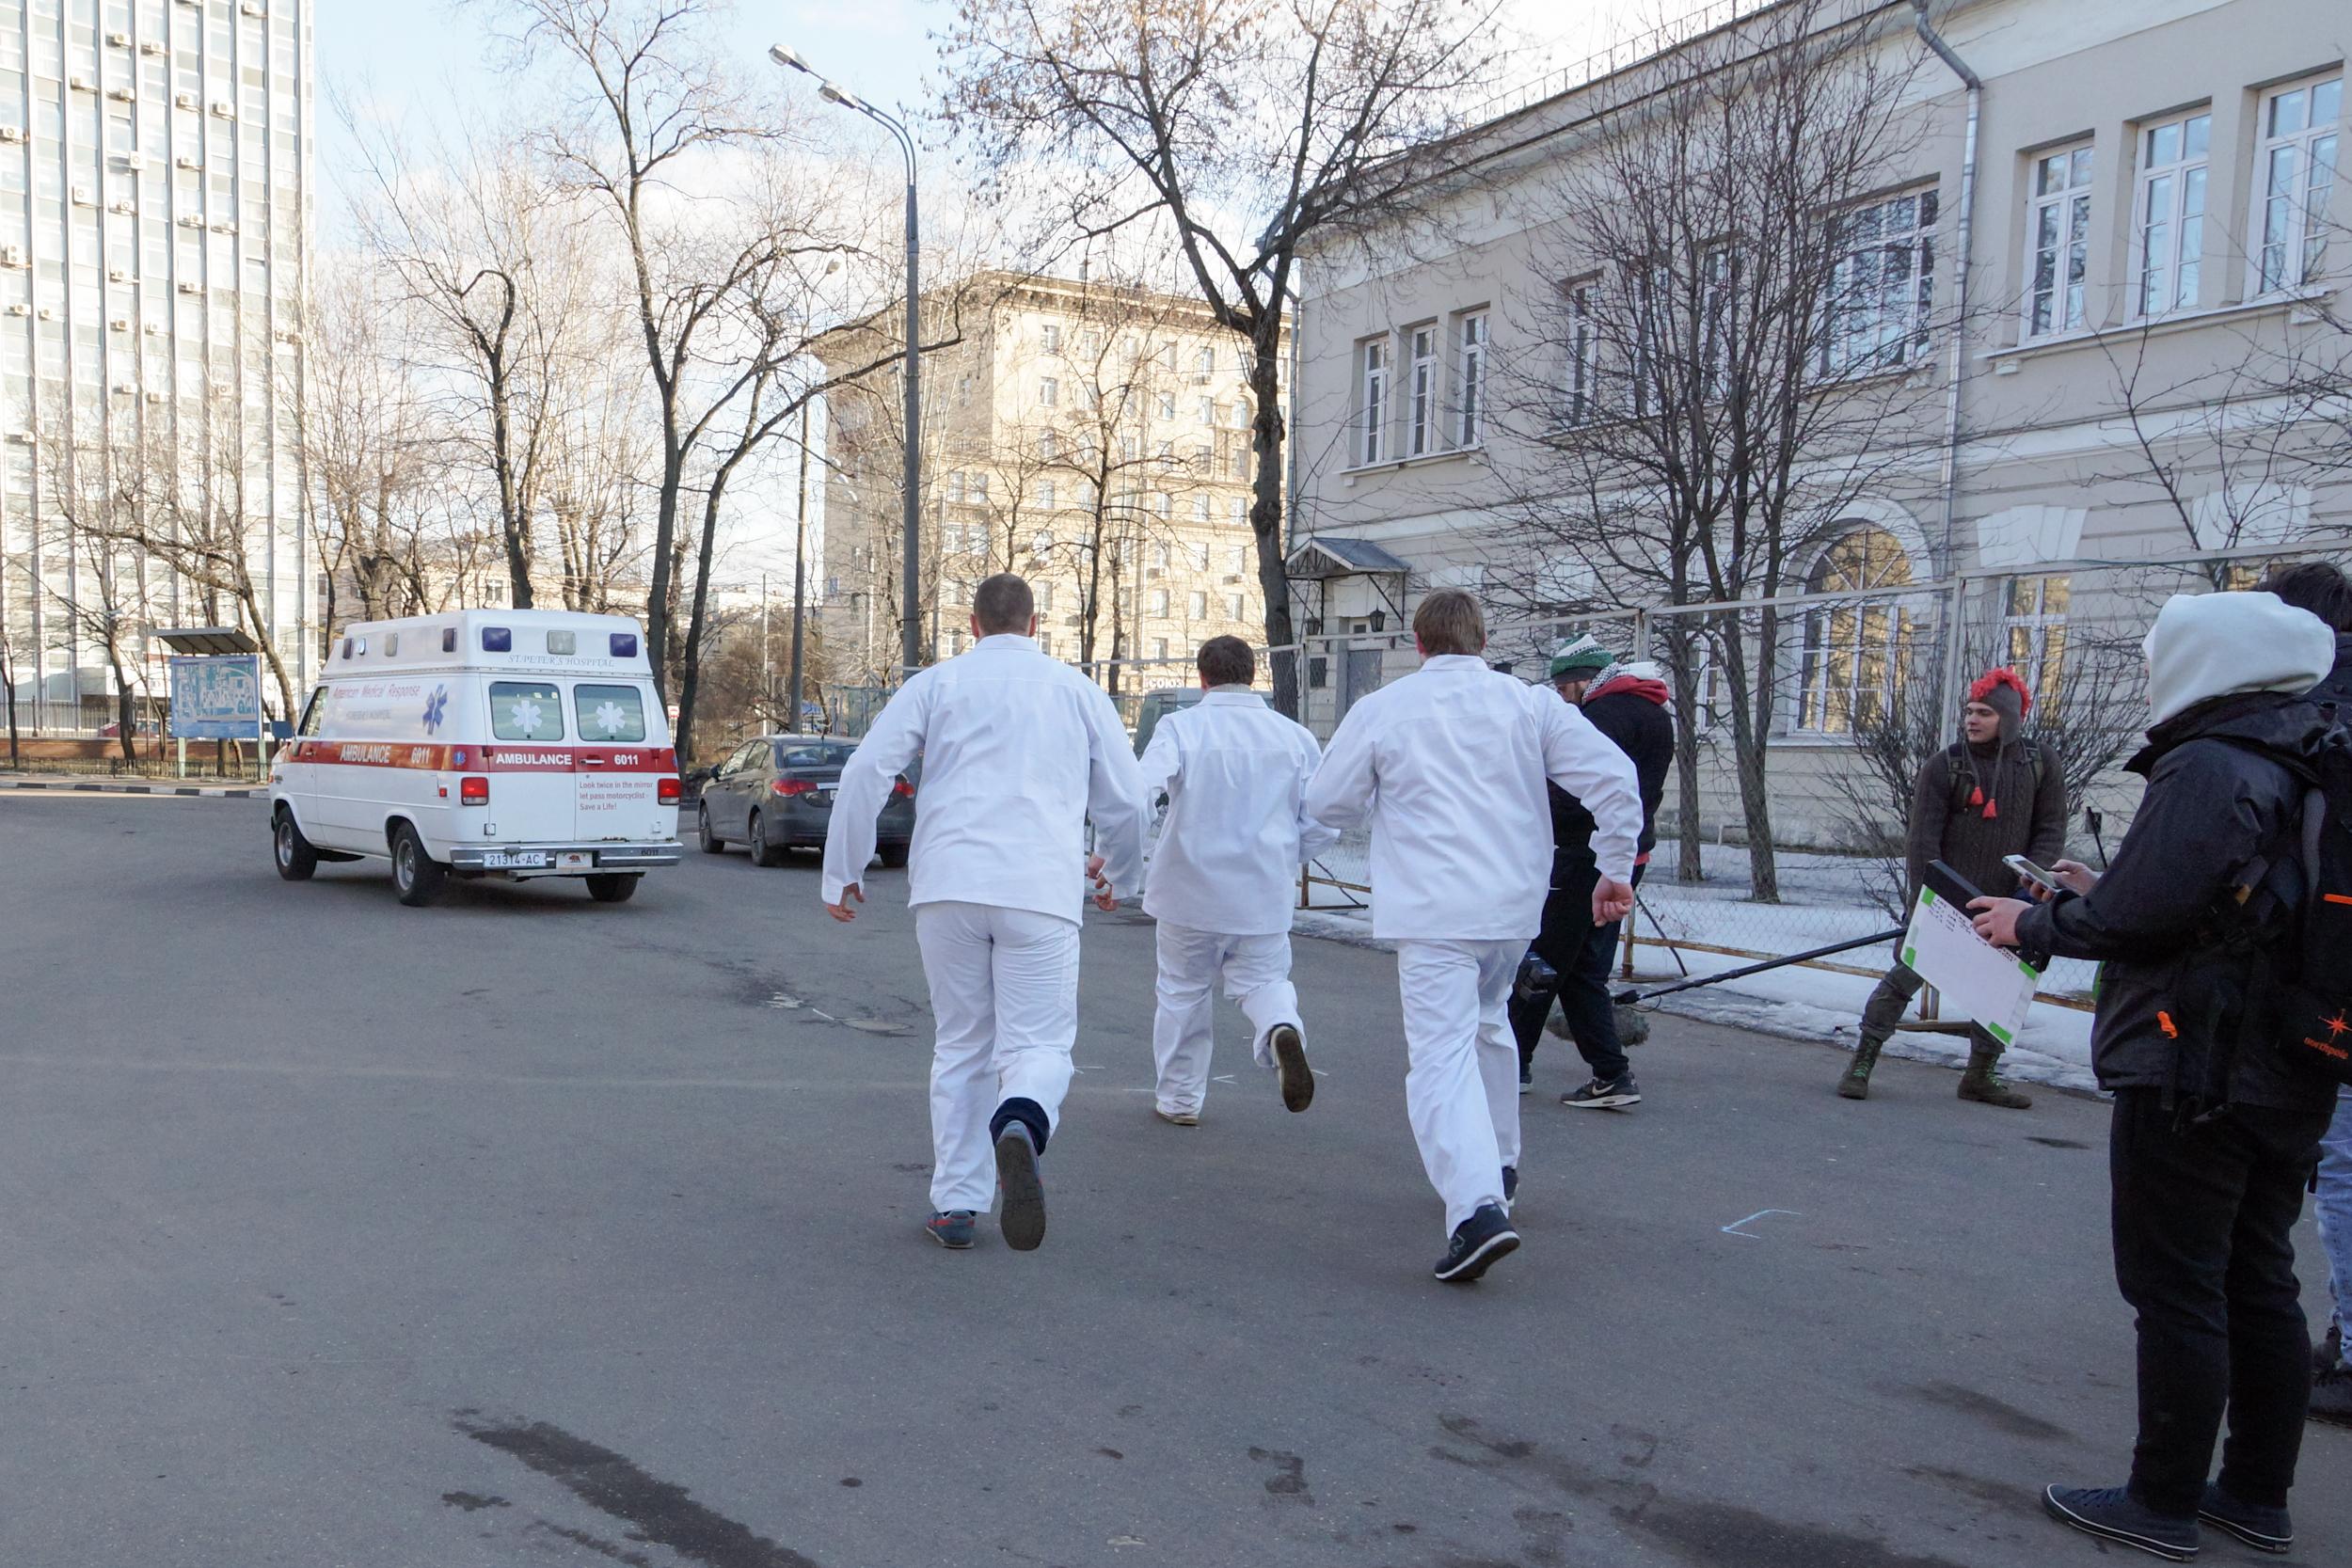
[288,740,678,773]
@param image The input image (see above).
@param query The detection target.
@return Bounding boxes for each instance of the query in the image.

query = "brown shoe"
[1958,1044,2032,1109]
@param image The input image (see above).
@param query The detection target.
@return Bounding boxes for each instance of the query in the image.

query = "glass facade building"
[0,0,310,730]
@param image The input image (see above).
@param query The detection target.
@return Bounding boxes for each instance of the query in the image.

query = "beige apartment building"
[1290,0,2351,849]
[814,269,1279,694]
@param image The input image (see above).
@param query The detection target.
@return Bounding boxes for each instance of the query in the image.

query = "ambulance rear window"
[489,681,565,741]
[575,684,647,743]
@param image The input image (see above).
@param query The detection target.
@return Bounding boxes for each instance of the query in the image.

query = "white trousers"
[1151,921,1301,1116]
[914,900,1083,1214]
[1396,939,1522,1233]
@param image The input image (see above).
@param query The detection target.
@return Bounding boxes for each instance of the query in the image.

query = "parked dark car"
[695,734,914,868]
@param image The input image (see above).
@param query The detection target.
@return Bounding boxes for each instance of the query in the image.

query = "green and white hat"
[1549,633,1616,682]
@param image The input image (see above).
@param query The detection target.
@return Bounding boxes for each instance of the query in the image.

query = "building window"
[1036,481,1056,512]
[1039,632,1054,656]
[1153,492,1172,519]
[1229,497,1248,527]
[1152,638,1169,660]
[1195,347,1215,380]
[1038,429,1057,460]
[1189,591,1207,619]
[1822,188,1938,372]
[1454,310,1488,447]
[1157,391,1175,420]
[1562,283,1596,425]
[1190,541,1209,570]
[1152,543,1171,570]
[1039,583,1056,611]
[1039,376,1058,407]
[2136,111,2209,317]
[1358,336,1389,465]
[1196,396,1214,426]
[1229,545,1249,574]
[1795,527,1913,734]
[1191,494,1210,524]
[1041,323,1060,354]
[1150,588,1170,616]
[1227,593,1246,620]
[1406,324,1437,455]
[2025,145,2094,338]
[2004,574,2071,712]
[2253,75,2341,293]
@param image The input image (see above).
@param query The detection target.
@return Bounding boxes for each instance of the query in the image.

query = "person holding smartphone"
[1836,667,2067,1105]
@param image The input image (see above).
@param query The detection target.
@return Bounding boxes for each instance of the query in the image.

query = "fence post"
[1632,607,1650,661]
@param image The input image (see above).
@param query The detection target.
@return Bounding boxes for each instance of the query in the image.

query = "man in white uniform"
[823,574,1149,1254]
[1137,635,1335,1125]
[1304,590,1641,1283]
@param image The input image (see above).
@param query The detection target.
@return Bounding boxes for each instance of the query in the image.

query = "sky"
[309,0,1698,591]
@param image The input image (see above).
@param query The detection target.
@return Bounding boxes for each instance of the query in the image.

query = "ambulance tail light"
[771,778,815,798]
[657,776,681,804]
[459,775,490,805]
[891,778,914,798]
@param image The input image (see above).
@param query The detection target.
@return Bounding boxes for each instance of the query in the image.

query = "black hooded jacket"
[2012,690,2338,1113]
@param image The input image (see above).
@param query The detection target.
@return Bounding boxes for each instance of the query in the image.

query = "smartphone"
[2003,854,2064,895]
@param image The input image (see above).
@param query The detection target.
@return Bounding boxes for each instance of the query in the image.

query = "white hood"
[2142,591,2334,726]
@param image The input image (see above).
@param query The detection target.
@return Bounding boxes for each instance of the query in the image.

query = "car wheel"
[879,842,910,868]
[585,873,641,903]
[274,809,319,881]
[391,822,450,907]
[748,810,785,868]
[699,803,724,854]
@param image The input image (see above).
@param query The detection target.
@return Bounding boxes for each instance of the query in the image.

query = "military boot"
[1837,1033,1885,1100]
[1958,1042,2033,1109]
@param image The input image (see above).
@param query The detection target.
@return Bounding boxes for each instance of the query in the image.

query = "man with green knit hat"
[1838,667,2066,1106]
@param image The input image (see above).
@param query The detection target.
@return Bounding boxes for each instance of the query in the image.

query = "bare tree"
[1479,0,1947,899]
[33,407,166,761]
[0,597,19,767]
[940,0,1504,717]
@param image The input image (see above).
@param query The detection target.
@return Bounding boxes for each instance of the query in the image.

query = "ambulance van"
[269,609,684,906]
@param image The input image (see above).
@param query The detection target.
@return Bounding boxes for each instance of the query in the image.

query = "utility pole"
[789,401,811,729]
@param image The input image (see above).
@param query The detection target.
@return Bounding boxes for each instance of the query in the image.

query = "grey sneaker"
[1152,1106,1200,1127]
[993,1122,1047,1252]
[924,1211,977,1249]
[1562,1073,1641,1110]
[1269,1023,1313,1112]
[2042,1484,2199,1562]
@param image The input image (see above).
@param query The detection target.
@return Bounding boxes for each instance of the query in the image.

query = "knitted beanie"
[1549,633,1616,682]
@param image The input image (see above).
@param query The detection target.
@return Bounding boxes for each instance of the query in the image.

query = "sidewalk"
[0,773,262,800]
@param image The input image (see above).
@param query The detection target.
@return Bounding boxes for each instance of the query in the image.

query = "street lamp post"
[769,44,923,686]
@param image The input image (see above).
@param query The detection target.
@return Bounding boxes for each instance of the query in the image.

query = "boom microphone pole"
[1612,925,1908,1006]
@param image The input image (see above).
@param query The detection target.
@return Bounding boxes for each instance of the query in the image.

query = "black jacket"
[2013,690,2337,1113]
[1549,685,1675,868]
[2315,633,2352,706]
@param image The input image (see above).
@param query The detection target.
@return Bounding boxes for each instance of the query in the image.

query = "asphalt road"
[3,791,2345,1568]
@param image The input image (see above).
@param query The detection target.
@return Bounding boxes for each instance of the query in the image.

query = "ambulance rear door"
[570,679,671,843]
[480,676,578,856]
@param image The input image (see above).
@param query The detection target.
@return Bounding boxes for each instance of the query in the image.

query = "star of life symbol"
[421,684,449,734]
[593,700,627,736]
[509,697,544,734]
[2327,1012,2350,1040]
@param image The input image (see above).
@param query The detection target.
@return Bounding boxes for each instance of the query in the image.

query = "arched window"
[1796,527,1912,734]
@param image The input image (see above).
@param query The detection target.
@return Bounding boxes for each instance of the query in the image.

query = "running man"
[822,574,1149,1253]
[1304,590,1641,1283]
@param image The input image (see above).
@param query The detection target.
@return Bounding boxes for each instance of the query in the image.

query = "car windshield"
[775,741,855,769]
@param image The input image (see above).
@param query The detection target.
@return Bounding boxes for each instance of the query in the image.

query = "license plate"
[484,850,549,869]
[558,850,593,870]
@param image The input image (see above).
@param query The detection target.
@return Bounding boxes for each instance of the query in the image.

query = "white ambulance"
[269,609,684,906]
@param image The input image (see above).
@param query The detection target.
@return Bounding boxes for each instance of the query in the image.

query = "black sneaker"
[2310,1360,2352,1425]
[993,1122,1047,1252]
[1562,1073,1641,1110]
[924,1211,977,1249]
[2315,1322,2344,1376]
[1269,1023,1313,1113]
[1433,1204,1519,1284]
[1501,1165,1518,1213]
[1518,1060,1532,1096]
[2042,1484,2200,1562]
[2197,1482,2291,1554]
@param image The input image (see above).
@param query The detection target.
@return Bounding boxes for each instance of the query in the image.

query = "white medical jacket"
[1301,654,1641,941]
[1137,689,1335,937]
[822,635,1150,924]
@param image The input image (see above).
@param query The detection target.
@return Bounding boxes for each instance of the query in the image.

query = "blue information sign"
[169,655,263,740]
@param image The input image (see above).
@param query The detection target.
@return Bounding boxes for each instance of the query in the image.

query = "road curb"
[0,778,262,800]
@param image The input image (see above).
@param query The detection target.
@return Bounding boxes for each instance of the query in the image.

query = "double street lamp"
[769,43,924,685]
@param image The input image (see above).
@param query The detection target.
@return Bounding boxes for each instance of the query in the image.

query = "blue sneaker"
[993,1121,1047,1252]
[2197,1482,2291,1554]
[1433,1204,1518,1284]
[924,1211,977,1249]
[2042,1484,2199,1561]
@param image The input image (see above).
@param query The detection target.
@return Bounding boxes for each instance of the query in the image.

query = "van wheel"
[748,810,785,867]
[880,843,910,868]
[698,804,724,853]
[585,873,641,903]
[391,822,450,907]
[274,809,319,881]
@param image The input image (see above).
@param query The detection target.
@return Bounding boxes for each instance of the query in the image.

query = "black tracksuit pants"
[2107,1087,2330,1515]
[1508,860,1640,1083]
